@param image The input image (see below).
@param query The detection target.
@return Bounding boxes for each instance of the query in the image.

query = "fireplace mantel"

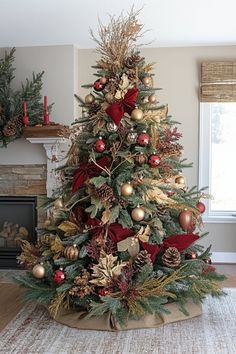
[26,137,70,197]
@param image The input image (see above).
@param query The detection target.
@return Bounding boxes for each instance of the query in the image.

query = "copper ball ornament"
[53,269,65,284]
[148,154,161,167]
[106,121,118,132]
[94,137,106,152]
[64,245,79,261]
[85,93,95,104]
[196,201,206,214]
[131,108,144,121]
[121,182,133,196]
[32,264,45,279]
[142,76,151,86]
[179,210,193,231]
[131,206,145,221]
[126,130,137,144]
[175,175,185,184]
[137,131,150,146]
[148,94,157,103]
[93,79,105,92]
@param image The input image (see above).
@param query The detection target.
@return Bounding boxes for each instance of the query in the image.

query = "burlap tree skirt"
[53,301,202,331]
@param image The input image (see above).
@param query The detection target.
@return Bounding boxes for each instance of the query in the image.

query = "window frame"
[199,102,236,223]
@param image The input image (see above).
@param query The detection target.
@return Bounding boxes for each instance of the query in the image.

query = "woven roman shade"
[200,62,236,102]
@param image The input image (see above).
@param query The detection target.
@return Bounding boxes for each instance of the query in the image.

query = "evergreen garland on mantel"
[0,48,52,147]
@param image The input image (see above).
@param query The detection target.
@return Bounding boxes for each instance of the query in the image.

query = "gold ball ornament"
[85,93,95,104]
[32,264,45,279]
[142,96,149,104]
[121,182,133,196]
[105,92,114,103]
[131,206,145,221]
[131,108,144,121]
[175,175,185,184]
[142,76,151,86]
[64,245,80,261]
[54,198,63,209]
[148,94,157,103]
[100,77,107,84]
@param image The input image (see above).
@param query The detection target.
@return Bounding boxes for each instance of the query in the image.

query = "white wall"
[0,45,75,164]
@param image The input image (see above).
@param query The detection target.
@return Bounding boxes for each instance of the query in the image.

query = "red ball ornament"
[53,269,65,284]
[185,251,198,260]
[93,79,105,92]
[204,257,212,264]
[196,201,206,214]
[94,137,106,152]
[148,154,161,167]
[98,288,109,296]
[137,131,150,146]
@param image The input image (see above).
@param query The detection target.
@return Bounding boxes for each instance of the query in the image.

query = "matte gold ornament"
[64,245,80,261]
[105,92,114,103]
[175,175,185,184]
[100,77,107,84]
[131,206,145,221]
[142,76,151,86]
[106,121,118,132]
[85,93,95,104]
[54,198,63,209]
[148,94,157,103]
[32,264,45,279]
[179,210,193,231]
[131,108,144,121]
[121,182,133,196]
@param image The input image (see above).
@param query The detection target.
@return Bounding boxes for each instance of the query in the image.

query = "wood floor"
[0,264,235,332]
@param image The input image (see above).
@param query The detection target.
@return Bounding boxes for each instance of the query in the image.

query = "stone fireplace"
[0,137,70,268]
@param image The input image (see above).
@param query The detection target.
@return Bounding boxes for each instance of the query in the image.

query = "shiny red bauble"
[196,201,206,214]
[93,79,106,92]
[53,270,65,284]
[137,132,150,146]
[98,288,109,296]
[148,154,161,167]
[94,138,106,152]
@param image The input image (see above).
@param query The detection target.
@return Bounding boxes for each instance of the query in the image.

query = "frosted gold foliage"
[90,252,127,286]
[90,8,144,72]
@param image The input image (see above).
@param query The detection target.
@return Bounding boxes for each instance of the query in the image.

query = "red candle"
[44,96,48,110]
[23,101,27,115]
[43,95,50,125]
[23,115,29,127]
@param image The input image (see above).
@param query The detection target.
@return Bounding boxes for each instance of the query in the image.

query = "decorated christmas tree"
[16,10,225,330]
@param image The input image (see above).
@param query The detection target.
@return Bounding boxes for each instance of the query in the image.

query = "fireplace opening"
[0,196,37,268]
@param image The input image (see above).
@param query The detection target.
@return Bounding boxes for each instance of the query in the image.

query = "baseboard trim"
[212,252,236,263]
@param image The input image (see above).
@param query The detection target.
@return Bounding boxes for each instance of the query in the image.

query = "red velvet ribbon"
[72,156,111,192]
[106,88,138,126]
[87,218,134,242]
[142,233,200,263]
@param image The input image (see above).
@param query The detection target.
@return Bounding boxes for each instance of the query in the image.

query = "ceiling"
[1,0,236,48]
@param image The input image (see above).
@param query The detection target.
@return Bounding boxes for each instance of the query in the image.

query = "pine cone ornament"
[96,184,114,203]
[88,102,101,116]
[124,54,141,68]
[127,69,138,82]
[2,121,17,136]
[162,247,181,268]
[133,250,152,271]
[13,115,23,128]
[156,204,169,217]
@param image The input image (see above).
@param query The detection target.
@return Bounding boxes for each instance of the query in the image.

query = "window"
[199,103,236,222]
[199,61,236,223]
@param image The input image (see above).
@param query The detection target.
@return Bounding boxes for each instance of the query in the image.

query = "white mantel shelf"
[26,137,71,197]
